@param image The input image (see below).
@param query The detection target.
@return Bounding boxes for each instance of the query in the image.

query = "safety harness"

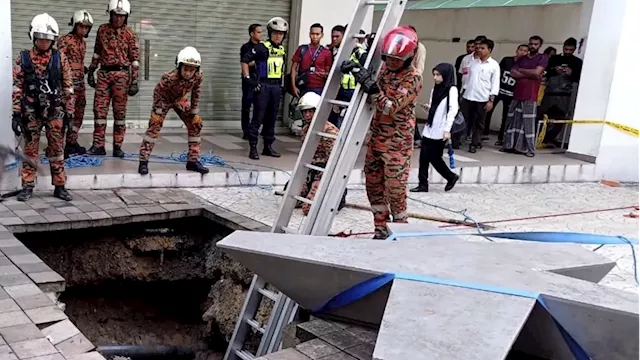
[20,49,63,119]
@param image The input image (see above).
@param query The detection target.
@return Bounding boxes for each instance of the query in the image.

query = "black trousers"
[484,94,512,141]
[418,137,456,185]
[461,99,487,147]
[249,83,282,145]
[241,81,254,137]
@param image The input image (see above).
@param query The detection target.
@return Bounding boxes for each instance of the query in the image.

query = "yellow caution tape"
[536,116,639,149]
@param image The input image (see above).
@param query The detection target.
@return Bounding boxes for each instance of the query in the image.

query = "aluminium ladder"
[224,1,408,359]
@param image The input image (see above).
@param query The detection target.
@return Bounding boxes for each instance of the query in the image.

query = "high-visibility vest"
[262,41,286,79]
[341,45,366,90]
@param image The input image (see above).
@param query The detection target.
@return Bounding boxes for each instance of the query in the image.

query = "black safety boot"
[249,144,259,160]
[87,146,106,156]
[262,144,281,158]
[410,184,429,193]
[53,186,72,201]
[138,161,149,175]
[186,161,209,174]
[113,146,125,158]
[445,174,459,192]
[16,188,33,202]
[64,143,86,159]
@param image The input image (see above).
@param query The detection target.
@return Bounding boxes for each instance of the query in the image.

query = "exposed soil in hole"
[17,217,240,359]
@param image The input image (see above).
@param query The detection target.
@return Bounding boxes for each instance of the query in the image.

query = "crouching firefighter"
[241,17,288,160]
[86,0,140,157]
[11,13,75,202]
[341,26,423,239]
[138,47,208,175]
[58,9,94,158]
[294,92,347,215]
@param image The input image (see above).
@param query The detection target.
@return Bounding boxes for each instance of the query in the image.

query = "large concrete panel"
[217,227,638,360]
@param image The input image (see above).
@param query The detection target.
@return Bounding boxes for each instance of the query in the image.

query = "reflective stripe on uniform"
[262,41,286,79]
[114,120,126,125]
[371,204,388,212]
[92,54,100,60]
[72,126,80,132]
[95,119,107,125]
[393,211,408,220]
[49,154,64,162]
[143,135,156,143]
[132,61,140,67]
[341,46,365,90]
[188,136,201,143]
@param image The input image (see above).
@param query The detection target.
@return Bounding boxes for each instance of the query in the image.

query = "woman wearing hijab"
[411,63,460,193]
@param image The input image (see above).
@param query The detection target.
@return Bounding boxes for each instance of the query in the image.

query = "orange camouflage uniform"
[89,23,140,148]
[299,119,340,216]
[13,48,75,188]
[139,69,203,162]
[57,33,86,145]
[365,64,423,238]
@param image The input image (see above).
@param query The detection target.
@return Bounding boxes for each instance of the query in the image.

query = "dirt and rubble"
[17,216,269,356]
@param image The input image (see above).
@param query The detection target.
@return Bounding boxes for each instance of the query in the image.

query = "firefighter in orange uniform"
[341,26,423,239]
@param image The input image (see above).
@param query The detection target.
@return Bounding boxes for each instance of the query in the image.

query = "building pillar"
[0,0,16,160]
[568,0,639,182]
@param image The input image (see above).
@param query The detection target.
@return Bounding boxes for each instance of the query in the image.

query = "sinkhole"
[16,216,239,360]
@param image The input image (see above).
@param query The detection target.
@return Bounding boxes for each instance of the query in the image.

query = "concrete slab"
[217,229,639,360]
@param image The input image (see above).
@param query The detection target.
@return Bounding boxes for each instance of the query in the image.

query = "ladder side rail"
[266,298,298,353]
[271,0,373,234]
[224,275,268,360]
[255,293,289,356]
[302,0,408,233]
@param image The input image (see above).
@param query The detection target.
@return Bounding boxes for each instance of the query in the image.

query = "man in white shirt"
[458,35,486,91]
[461,38,500,153]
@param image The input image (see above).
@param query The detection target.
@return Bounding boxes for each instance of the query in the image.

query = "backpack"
[285,45,323,96]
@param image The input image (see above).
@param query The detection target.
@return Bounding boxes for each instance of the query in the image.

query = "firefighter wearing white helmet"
[85,0,140,158]
[58,10,94,158]
[11,13,75,202]
[138,46,208,176]
[241,16,289,160]
[292,92,347,215]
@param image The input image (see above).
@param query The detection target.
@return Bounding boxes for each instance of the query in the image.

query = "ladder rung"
[281,226,298,234]
[366,0,389,5]
[258,288,278,301]
[245,319,266,334]
[234,349,256,360]
[327,99,350,107]
[305,163,325,172]
[317,131,338,140]
[292,195,314,205]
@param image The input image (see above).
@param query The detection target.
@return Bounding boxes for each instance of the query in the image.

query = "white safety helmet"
[108,0,131,15]
[297,92,321,111]
[29,13,59,42]
[267,17,288,33]
[176,46,202,67]
[70,10,94,37]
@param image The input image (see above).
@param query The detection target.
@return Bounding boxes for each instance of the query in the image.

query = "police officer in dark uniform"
[241,17,288,160]
[240,23,263,140]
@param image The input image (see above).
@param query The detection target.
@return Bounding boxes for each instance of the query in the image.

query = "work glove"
[11,113,21,138]
[128,81,139,96]
[340,60,357,74]
[87,68,96,88]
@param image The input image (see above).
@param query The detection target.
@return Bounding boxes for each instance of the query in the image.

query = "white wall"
[0,0,15,156]
[374,4,582,127]
[297,0,373,47]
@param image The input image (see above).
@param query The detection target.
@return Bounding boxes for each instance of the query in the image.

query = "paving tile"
[0,344,18,360]
[41,320,80,346]
[9,338,58,359]
[0,311,31,328]
[7,254,42,265]
[13,293,55,311]
[0,247,31,257]
[0,205,9,212]
[0,233,15,241]
[35,208,62,216]
[0,300,20,314]
[320,330,364,350]
[0,258,11,267]
[104,209,130,218]
[74,205,101,213]
[27,354,65,360]
[145,206,167,214]
[64,352,106,360]
[42,215,69,223]
[0,240,20,249]
[317,353,358,360]
[28,203,52,210]
[4,284,42,299]
[343,343,375,360]
[65,213,90,221]
[4,204,30,212]
[55,333,93,358]
[85,211,110,220]
[263,348,312,360]
[96,203,120,211]
[296,338,340,359]
[0,289,8,301]
[12,211,38,218]
[0,213,15,219]
[21,216,47,225]
[69,200,90,206]
[0,266,22,277]
[0,219,23,227]
[56,207,81,215]
[0,274,32,288]
[27,272,64,285]
[0,324,44,344]
[125,207,148,215]
[344,327,377,345]
[25,306,67,324]
[16,263,51,274]
[298,320,342,338]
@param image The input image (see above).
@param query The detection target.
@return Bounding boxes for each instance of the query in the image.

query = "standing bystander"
[239,24,262,140]
[290,23,333,97]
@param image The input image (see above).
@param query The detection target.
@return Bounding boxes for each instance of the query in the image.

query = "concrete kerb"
[0,163,600,191]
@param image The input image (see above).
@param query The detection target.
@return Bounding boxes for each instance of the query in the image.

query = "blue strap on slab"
[312,271,591,359]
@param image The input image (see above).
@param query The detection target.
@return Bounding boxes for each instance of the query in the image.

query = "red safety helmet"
[381,26,418,61]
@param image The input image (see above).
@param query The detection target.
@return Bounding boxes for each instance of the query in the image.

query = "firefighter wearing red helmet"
[341,26,423,239]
